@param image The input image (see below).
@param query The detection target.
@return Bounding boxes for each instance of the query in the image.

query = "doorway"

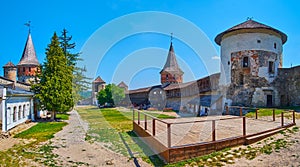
[267,95,273,107]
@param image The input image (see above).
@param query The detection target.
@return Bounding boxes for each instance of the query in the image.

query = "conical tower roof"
[215,19,287,45]
[93,76,105,83]
[3,61,16,68]
[160,42,183,74]
[17,33,39,66]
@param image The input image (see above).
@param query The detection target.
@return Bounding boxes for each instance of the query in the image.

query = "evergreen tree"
[59,28,79,67]
[33,33,73,120]
[59,29,91,105]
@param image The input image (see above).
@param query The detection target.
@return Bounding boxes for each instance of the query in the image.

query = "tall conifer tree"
[59,29,90,104]
[33,33,73,120]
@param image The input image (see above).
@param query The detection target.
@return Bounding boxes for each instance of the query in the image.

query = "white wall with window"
[1,87,34,132]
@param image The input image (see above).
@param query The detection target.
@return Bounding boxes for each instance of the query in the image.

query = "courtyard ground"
[0,106,299,166]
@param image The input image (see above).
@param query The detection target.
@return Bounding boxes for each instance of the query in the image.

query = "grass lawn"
[77,106,175,166]
[246,108,285,117]
[0,121,67,166]
[56,113,70,120]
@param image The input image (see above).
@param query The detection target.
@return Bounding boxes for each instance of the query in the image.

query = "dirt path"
[50,110,151,167]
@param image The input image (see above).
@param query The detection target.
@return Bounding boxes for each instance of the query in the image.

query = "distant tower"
[3,61,17,81]
[17,32,40,83]
[160,41,184,84]
[215,19,287,107]
[92,76,106,105]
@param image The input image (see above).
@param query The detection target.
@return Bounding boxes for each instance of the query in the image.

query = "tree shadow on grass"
[125,131,166,167]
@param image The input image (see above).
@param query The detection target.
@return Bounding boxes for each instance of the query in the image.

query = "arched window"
[23,105,26,118]
[13,107,17,122]
[18,106,22,120]
[7,107,11,124]
[166,74,169,81]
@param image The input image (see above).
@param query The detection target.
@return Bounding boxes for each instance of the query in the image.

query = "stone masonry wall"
[274,66,300,106]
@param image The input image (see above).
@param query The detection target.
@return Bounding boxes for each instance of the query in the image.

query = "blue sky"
[0,0,299,89]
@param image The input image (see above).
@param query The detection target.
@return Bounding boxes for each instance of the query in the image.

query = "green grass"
[246,108,285,117]
[56,113,70,120]
[0,121,67,166]
[15,122,67,142]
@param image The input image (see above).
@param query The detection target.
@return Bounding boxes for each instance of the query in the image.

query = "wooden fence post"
[255,109,258,119]
[243,117,246,136]
[293,110,295,124]
[281,112,284,127]
[167,123,171,148]
[226,106,229,115]
[145,115,147,130]
[212,120,216,141]
[138,111,140,125]
[240,107,243,116]
[152,119,156,136]
[273,109,275,121]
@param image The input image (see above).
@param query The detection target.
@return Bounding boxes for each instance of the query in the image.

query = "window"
[23,105,26,118]
[228,61,230,65]
[274,43,277,49]
[239,74,244,85]
[18,106,22,120]
[166,74,168,81]
[269,61,275,73]
[257,40,261,43]
[13,107,17,122]
[29,67,31,72]
[243,57,249,67]
[23,67,25,72]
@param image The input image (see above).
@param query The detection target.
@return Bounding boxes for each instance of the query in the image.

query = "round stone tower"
[3,61,17,81]
[215,19,287,107]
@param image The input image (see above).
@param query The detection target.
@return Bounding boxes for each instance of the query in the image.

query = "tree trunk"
[50,111,55,121]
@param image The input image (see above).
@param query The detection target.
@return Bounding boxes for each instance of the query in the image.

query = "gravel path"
[50,110,151,167]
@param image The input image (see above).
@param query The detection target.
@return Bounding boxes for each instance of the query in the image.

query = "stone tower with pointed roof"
[160,42,183,84]
[17,32,40,83]
[3,61,17,82]
[91,76,106,105]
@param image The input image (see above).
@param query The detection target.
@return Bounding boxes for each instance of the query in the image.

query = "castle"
[1,31,40,132]
[126,19,300,113]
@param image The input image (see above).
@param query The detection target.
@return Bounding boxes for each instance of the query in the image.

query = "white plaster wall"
[220,32,283,86]
[6,97,31,131]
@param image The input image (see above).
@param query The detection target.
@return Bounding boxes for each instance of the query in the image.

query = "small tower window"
[29,67,31,72]
[274,43,277,49]
[269,61,275,73]
[242,57,249,67]
[166,74,169,81]
[257,40,261,43]
[23,67,25,72]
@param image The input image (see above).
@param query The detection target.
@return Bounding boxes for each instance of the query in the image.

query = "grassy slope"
[0,121,67,166]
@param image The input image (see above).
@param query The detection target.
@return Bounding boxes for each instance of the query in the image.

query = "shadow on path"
[119,132,141,167]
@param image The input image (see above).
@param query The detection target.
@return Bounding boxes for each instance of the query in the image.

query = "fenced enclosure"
[133,108,296,163]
